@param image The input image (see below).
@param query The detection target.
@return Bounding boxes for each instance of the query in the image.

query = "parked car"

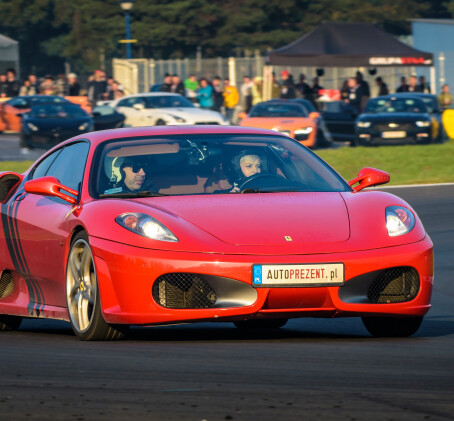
[239,100,329,148]
[320,100,357,144]
[92,105,126,131]
[355,95,439,145]
[111,93,228,126]
[20,103,93,150]
[0,125,433,340]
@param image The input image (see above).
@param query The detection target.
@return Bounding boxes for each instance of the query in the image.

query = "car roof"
[118,92,184,99]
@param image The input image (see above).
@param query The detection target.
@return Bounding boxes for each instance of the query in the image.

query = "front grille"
[152,273,217,309]
[367,267,419,303]
[0,271,14,299]
[374,123,413,132]
[294,133,309,141]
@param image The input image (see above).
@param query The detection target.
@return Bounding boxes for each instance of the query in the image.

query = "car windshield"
[29,104,88,118]
[93,105,116,116]
[144,95,194,109]
[94,134,349,197]
[249,103,307,118]
[365,98,427,114]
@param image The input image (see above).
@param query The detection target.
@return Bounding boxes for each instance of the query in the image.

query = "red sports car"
[0,126,433,340]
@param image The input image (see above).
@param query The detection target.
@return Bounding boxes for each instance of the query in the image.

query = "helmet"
[104,156,147,185]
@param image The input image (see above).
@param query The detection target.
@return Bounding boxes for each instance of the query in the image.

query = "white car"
[110,93,229,127]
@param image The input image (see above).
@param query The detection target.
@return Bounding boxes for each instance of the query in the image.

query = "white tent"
[0,34,19,75]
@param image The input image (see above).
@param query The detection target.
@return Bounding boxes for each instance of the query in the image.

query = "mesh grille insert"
[152,273,217,309]
[367,267,419,304]
[0,271,14,299]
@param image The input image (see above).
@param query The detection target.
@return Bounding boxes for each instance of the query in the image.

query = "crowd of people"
[1,66,452,120]
[0,68,125,104]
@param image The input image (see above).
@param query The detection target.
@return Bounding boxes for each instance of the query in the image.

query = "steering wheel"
[238,173,286,192]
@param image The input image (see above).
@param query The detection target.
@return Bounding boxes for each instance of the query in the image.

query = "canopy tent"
[268,22,433,67]
[0,33,19,75]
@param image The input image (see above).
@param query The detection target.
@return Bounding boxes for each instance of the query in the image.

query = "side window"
[46,142,90,199]
[117,97,138,108]
[31,150,61,179]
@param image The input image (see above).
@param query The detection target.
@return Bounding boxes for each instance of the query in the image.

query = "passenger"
[104,156,154,194]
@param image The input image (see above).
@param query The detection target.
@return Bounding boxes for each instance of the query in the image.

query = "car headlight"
[294,127,313,135]
[169,114,186,123]
[26,122,39,131]
[356,121,371,128]
[386,206,415,237]
[415,121,431,127]
[116,213,178,242]
[79,121,91,131]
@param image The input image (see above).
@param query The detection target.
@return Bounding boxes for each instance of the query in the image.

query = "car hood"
[358,112,429,122]
[136,192,350,246]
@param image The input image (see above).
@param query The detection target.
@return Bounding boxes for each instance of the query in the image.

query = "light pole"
[120,0,134,59]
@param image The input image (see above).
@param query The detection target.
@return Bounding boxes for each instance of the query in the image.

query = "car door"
[115,96,145,126]
[11,141,89,307]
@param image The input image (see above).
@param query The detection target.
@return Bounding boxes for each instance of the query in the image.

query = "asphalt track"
[0,135,453,420]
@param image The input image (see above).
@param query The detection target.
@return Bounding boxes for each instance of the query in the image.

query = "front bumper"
[90,236,434,325]
[356,126,432,145]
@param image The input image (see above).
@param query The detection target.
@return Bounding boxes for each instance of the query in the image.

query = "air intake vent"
[152,273,217,309]
[0,271,14,299]
[368,267,419,304]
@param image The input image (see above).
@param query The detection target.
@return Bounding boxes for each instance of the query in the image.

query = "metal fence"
[114,56,438,96]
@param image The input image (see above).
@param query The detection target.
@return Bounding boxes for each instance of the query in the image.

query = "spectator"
[55,74,67,96]
[396,76,409,93]
[67,73,81,96]
[170,74,185,96]
[184,74,199,103]
[356,71,370,109]
[28,74,39,93]
[40,75,56,95]
[19,80,37,96]
[311,77,323,100]
[111,81,124,99]
[375,76,389,96]
[280,70,296,99]
[340,79,349,101]
[0,74,8,97]
[5,68,20,97]
[418,75,430,93]
[344,77,362,115]
[196,77,214,109]
[211,76,224,112]
[408,75,422,93]
[252,76,263,105]
[223,78,239,123]
[296,73,312,100]
[438,84,452,109]
[88,70,107,104]
[240,75,253,113]
[271,72,281,99]
[160,74,172,93]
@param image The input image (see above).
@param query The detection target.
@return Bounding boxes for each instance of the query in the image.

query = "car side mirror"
[348,167,390,192]
[309,111,320,119]
[133,103,145,110]
[24,176,79,204]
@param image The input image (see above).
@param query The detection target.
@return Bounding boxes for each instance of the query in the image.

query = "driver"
[230,150,263,192]
[104,155,154,194]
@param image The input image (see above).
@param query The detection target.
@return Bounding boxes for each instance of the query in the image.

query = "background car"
[320,100,357,144]
[92,105,126,131]
[239,100,327,148]
[0,95,72,132]
[0,126,433,341]
[111,92,229,126]
[355,95,437,145]
[20,102,93,150]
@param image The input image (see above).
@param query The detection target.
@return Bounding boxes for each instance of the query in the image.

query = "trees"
[0,0,451,76]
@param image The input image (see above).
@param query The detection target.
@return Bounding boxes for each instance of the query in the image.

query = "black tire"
[0,315,22,331]
[155,119,166,126]
[234,318,288,330]
[361,316,423,338]
[66,231,128,341]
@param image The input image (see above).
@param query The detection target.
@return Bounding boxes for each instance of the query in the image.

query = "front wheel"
[361,316,423,338]
[66,231,128,340]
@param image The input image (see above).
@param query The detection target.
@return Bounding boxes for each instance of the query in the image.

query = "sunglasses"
[124,162,148,173]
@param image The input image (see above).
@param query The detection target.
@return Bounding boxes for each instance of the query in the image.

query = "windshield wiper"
[100,190,168,198]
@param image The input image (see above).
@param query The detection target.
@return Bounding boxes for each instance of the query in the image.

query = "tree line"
[0,0,452,76]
